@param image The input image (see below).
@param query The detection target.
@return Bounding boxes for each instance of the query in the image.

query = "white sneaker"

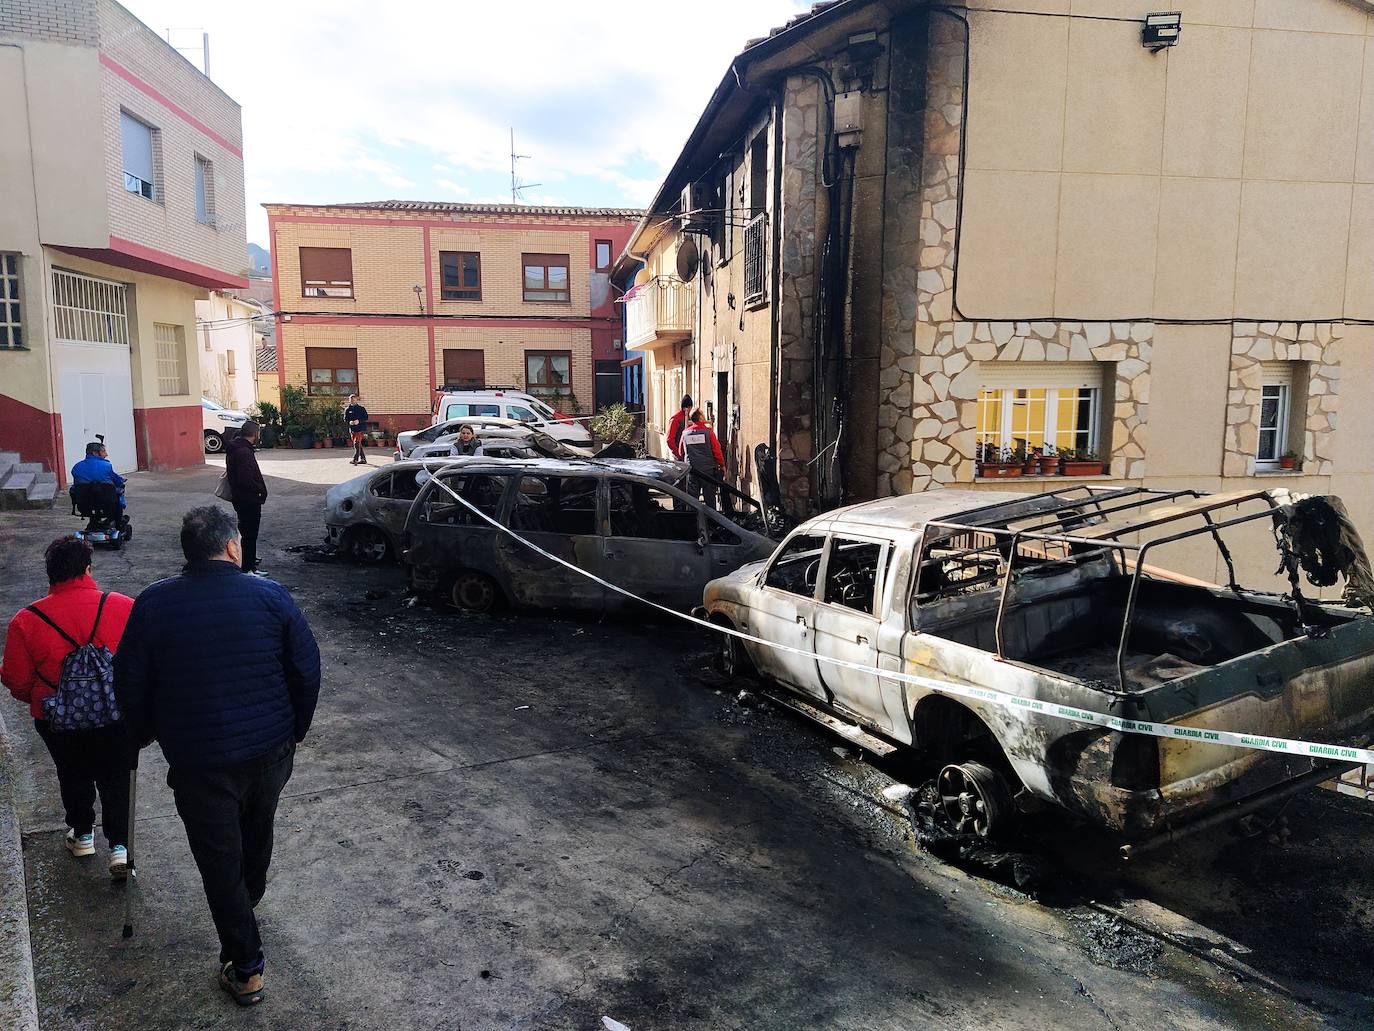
[64,829,95,857]
[109,845,128,879]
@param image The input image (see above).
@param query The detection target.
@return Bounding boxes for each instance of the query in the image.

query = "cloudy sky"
[121,0,809,248]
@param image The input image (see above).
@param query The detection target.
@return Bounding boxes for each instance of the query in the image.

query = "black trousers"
[168,741,294,968]
[233,501,262,571]
[34,719,131,847]
[688,472,719,511]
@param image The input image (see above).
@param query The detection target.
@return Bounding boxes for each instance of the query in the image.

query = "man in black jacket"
[114,505,321,1007]
[225,421,267,575]
[344,394,369,465]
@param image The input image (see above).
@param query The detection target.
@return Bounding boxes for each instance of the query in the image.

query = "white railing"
[625,276,694,349]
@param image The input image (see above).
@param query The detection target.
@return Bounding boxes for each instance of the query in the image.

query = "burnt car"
[703,486,1374,846]
[325,454,689,564]
[402,459,776,612]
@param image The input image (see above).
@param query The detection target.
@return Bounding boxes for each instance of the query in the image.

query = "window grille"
[0,254,21,348]
[155,323,188,395]
[52,268,129,345]
[744,212,766,303]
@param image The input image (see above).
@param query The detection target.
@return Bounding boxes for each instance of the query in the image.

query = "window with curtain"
[525,350,572,404]
[522,254,570,302]
[1257,365,1298,466]
[121,111,156,200]
[306,346,359,396]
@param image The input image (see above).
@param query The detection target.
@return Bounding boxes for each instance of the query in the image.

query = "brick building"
[264,202,641,429]
[0,0,248,484]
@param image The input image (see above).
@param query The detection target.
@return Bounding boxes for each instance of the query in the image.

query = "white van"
[202,397,249,453]
[432,389,591,445]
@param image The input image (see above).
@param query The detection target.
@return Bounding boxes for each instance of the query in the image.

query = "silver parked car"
[403,459,776,612]
[397,416,526,457]
[703,486,1374,844]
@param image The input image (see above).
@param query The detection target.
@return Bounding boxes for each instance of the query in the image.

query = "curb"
[0,711,40,1031]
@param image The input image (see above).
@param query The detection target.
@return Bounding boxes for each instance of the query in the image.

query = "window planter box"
[1061,460,1105,476]
[977,463,1023,478]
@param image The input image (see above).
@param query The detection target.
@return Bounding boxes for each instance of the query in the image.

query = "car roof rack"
[435,384,523,392]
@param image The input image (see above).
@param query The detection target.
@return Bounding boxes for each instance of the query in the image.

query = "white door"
[747,532,827,696]
[812,537,891,732]
[51,268,136,474]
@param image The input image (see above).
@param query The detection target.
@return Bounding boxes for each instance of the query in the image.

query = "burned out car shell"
[703,489,1374,839]
[323,459,464,561]
[402,459,775,613]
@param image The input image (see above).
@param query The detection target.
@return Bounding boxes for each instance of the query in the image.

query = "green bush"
[590,403,635,444]
[252,400,281,427]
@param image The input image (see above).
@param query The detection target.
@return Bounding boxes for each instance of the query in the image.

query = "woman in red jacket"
[1,536,135,877]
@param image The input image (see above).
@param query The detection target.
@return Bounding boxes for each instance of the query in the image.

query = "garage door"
[52,268,137,474]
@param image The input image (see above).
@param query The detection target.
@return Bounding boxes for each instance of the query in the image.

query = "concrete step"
[1,471,36,495]
[0,452,58,509]
[22,481,57,506]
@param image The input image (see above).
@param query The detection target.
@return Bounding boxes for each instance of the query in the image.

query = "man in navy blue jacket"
[114,505,321,1007]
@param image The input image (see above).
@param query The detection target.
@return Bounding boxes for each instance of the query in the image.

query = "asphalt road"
[0,453,1370,1030]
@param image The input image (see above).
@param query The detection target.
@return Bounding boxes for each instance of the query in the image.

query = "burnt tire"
[347,525,391,564]
[451,570,500,613]
[204,430,225,454]
[713,617,754,679]
[936,761,1015,841]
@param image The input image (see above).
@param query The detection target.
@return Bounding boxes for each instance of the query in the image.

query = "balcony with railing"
[624,276,695,349]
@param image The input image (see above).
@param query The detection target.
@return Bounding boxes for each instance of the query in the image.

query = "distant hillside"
[247,242,271,276]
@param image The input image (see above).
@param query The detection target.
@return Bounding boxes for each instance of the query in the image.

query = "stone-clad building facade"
[622,0,1374,574]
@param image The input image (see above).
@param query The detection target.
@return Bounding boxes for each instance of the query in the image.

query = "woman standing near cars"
[453,424,480,456]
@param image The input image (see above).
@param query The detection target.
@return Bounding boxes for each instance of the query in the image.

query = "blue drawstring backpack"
[27,592,121,732]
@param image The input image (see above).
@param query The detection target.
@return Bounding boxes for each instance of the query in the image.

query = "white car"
[202,397,249,454]
[432,389,591,446]
[397,416,526,457]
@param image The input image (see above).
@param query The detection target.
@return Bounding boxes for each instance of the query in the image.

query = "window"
[718,161,737,263]
[1258,366,1297,466]
[443,402,500,420]
[371,469,423,501]
[121,111,156,200]
[749,132,768,217]
[52,268,129,345]
[975,364,1102,464]
[440,251,481,301]
[595,240,613,272]
[299,247,354,298]
[608,480,699,542]
[421,473,507,526]
[506,404,539,423]
[442,349,485,388]
[194,155,214,225]
[744,214,766,303]
[823,539,884,614]
[522,253,570,302]
[1,254,20,348]
[225,349,236,376]
[510,475,597,535]
[154,323,188,396]
[305,346,358,396]
[765,533,827,597]
[525,350,572,405]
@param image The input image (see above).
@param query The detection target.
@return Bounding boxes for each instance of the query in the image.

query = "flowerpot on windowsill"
[977,463,1023,478]
[1061,460,1104,476]
[312,441,323,449]
[1022,459,1038,475]
[1038,457,1061,475]
[1279,454,1298,470]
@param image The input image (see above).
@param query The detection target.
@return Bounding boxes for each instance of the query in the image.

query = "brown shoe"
[219,962,264,1006]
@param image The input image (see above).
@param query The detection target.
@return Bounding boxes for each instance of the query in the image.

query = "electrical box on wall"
[834,91,862,148]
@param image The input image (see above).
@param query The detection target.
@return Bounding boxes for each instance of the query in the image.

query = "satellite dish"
[633,267,652,287]
[676,237,700,282]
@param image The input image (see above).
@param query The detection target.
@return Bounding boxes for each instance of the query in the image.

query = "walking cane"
[122,754,138,939]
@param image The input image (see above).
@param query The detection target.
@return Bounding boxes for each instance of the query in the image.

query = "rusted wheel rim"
[452,572,497,612]
[350,526,389,564]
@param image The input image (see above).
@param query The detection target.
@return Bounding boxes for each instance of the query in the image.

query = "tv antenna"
[510,128,541,203]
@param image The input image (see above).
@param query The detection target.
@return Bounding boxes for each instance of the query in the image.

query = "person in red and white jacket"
[1,536,135,876]
[680,409,726,510]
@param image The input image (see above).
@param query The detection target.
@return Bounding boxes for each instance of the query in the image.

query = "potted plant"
[976,442,1022,478]
[1280,450,1299,470]
[285,423,314,450]
[1038,445,1060,475]
[1060,449,1104,476]
[384,417,399,448]
[1018,447,1037,476]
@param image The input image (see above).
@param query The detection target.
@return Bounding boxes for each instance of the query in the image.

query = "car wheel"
[936,761,1014,840]
[204,430,225,454]
[713,616,753,678]
[451,570,500,613]
[347,525,390,564]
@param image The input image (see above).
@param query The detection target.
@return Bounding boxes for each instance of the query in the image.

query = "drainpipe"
[767,86,785,459]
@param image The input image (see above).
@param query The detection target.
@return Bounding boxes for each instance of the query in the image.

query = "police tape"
[417,461,1374,768]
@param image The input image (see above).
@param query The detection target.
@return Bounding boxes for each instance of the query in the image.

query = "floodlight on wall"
[1142,12,1182,50]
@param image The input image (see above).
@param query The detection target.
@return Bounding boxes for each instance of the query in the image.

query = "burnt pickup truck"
[703,486,1374,844]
